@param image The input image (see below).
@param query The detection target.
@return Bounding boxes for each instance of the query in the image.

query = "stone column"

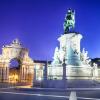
[26,66,28,81]
[3,67,6,82]
[25,66,28,82]
[41,63,47,87]
[6,67,9,82]
[1,62,9,83]
[62,62,66,80]
[3,67,7,82]
[0,67,1,82]
[62,60,66,88]
[1,68,3,82]
[20,67,24,82]
[43,63,47,80]
[23,67,25,81]
[23,66,26,82]
[34,68,36,81]
[19,67,22,82]
[21,65,26,82]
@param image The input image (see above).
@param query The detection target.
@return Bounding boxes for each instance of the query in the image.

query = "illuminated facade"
[33,60,46,87]
[0,39,34,85]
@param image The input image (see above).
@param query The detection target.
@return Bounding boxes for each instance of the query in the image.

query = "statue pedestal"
[44,32,94,88]
[58,33,82,66]
[48,64,92,79]
[45,64,94,88]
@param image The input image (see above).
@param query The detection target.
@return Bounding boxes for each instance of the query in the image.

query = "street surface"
[0,88,100,100]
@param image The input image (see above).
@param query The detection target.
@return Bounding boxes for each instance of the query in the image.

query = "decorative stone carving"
[52,47,60,65]
[80,48,91,65]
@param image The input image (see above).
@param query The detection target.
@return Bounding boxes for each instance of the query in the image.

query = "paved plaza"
[0,87,100,100]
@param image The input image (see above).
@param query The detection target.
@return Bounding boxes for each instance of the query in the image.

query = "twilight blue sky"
[0,0,100,60]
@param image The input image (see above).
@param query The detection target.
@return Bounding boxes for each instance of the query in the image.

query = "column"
[3,67,7,82]
[1,68,3,82]
[2,67,4,82]
[20,67,23,82]
[25,66,27,82]
[43,63,47,80]
[23,67,25,82]
[33,68,36,83]
[6,67,9,82]
[63,62,66,80]
[62,61,66,88]
[0,68,1,82]
[25,66,28,82]
[3,68,5,82]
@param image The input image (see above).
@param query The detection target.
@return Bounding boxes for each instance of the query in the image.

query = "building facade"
[0,39,34,85]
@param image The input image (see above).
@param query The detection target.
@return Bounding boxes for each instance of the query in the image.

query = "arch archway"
[10,58,20,68]
[0,39,34,86]
[9,58,21,83]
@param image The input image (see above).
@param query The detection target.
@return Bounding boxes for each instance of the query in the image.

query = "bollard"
[69,91,77,100]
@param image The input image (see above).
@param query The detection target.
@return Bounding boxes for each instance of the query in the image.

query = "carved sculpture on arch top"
[0,39,34,84]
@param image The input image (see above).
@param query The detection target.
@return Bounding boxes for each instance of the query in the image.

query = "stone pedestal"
[58,33,82,66]
[45,32,93,88]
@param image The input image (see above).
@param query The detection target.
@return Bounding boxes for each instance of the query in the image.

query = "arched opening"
[9,58,21,83]
[10,59,20,68]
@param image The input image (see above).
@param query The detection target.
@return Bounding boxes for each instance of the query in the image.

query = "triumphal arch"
[0,39,34,84]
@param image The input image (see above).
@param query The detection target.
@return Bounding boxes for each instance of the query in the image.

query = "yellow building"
[0,39,34,86]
